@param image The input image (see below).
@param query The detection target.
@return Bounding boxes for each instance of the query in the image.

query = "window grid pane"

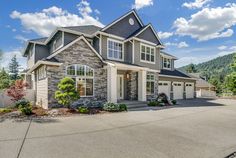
[108,40,123,60]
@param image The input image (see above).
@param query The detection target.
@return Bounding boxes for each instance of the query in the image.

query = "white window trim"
[140,43,156,64]
[162,57,172,70]
[52,31,64,53]
[65,64,94,97]
[107,38,124,61]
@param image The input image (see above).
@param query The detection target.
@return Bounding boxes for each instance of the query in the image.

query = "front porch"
[106,61,157,103]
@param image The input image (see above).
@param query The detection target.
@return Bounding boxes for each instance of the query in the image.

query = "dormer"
[160,51,178,71]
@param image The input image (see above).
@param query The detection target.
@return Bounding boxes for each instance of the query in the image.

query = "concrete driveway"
[1,98,236,158]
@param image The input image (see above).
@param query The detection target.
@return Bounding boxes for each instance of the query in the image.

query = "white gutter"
[27,61,62,73]
[159,74,197,80]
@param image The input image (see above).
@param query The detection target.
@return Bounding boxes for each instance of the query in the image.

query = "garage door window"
[147,74,155,95]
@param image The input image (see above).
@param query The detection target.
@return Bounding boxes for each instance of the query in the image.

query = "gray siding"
[35,44,49,62]
[27,44,35,69]
[133,40,160,70]
[124,42,132,63]
[101,35,108,60]
[64,32,78,45]
[104,13,142,38]
[137,27,160,45]
[49,31,63,54]
[93,36,100,53]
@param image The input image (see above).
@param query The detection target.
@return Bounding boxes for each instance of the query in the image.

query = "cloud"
[173,3,236,41]
[218,45,227,50]
[132,0,154,10]
[0,48,26,70]
[182,0,211,9]
[158,31,173,39]
[165,41,189,48]
[15,35,28,43]
[10,0,104,36]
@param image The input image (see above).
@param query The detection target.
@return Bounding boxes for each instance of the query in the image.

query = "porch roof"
[104,60,160,72]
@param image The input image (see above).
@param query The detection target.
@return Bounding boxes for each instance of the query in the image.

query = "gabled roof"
[29,37,48,44]
[101,9,144,31]
[62,25,102,35]
[47,35,103,61]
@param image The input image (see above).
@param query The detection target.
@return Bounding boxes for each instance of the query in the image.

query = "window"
[163,57,171,69]
[52,32,63,52]
[107,39,123,60]
[140,44,155,63]
[66,64,94,97]
[38,66,46,80]
[146,74,155,95]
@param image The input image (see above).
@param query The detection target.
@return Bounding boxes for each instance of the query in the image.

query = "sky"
[0,0,236,70]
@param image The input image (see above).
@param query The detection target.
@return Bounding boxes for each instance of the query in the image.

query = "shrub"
[78,107,89,114]
[148,101,159,106]
[171,100,177,105]
[55,77,80,109]
[157,93,169,103]
[6,80,28,102]
[0,108,12,113]
[119,104,127,111]
[15,99,30,108]
[103,102,120,112]
[19,102,32,115]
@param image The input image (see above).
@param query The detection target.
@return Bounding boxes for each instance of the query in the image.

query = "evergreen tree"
[185,63,197,73]
[0,68,12,90]
[8,55,19,80]
[224,54,236,95]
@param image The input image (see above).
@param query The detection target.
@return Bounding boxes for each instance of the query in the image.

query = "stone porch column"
[138,70,147,101]
[107,64,117,103]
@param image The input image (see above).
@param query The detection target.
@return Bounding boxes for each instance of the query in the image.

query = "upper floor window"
[52,32,63,52]
[140,44,155,64]
[163,58,171,69]
[107,39,123,61]
[66,64,94,97]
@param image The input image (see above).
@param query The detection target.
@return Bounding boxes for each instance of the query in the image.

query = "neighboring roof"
[188,73,215,88]
[160,69,191,78]
[101,9,144,32]
[160,51,178,60]
[62,25,102,35]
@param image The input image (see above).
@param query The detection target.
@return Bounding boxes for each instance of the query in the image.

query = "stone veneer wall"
[127,72,138,100]
[146,72,159,101]
[47,39,107,108]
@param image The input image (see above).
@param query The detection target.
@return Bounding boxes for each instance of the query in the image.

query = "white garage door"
[173,82,184,100]
[186,83,194,99]
[158,81,171,99]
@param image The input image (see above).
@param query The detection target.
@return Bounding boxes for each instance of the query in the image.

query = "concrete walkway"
[1,98,236,158]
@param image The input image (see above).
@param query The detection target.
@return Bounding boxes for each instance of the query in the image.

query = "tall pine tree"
[8,55,19,80]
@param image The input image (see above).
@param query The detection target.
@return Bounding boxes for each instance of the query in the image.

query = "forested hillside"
[179,53,236,93]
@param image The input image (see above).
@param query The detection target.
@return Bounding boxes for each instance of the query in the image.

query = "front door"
[117,75,124,100]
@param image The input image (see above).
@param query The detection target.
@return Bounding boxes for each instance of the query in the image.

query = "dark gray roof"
[29,37,48,43]
[160,51,178,59]
[62,25,102,35]
[160,69,191,78]
[126,25,147,39]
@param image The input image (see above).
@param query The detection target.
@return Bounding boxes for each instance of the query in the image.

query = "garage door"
[158,81,171,99]
[173,82,184,100]
[185,83,194,99]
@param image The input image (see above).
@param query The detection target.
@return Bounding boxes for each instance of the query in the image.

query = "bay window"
[107,39,123,60]
[146,74,155,95]
[140,44,155,63]
[66,64,94,97]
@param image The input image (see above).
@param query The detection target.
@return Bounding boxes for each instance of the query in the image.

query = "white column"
[138,70,147,101]
[107,64,117,103]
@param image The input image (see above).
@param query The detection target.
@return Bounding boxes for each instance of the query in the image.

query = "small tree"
[55,77,80,108]
[224,53,236,95]
[8,55,19,80]
[6,80,28,102]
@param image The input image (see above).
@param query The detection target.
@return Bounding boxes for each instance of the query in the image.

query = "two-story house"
[22,10,196,109]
